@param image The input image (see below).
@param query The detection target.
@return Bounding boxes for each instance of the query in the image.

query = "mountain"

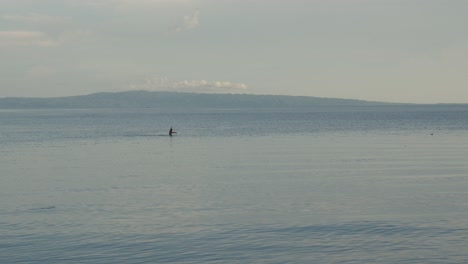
[0,91,393,109]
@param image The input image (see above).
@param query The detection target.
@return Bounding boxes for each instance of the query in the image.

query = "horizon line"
[1,90,467,105]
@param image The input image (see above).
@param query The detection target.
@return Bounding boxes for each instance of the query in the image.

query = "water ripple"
[2,221,467,263]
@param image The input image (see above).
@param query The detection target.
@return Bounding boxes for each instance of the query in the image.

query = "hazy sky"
[1,0,467,103]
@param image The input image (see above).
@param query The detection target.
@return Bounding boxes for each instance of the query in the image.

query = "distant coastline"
[0,90,461,109]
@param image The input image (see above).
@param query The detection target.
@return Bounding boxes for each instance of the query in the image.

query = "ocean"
[1,106,468,263]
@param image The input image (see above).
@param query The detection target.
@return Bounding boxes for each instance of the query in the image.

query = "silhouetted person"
[169,127,177,136]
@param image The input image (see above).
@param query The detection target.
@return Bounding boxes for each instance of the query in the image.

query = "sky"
[1,0,467,103]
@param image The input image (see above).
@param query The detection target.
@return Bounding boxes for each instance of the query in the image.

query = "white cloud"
[0,31,48,47]
[130,77,248,93]
[0,30,90,47]
[0,31,44,39]
[173,80,248,90]
[2,13,64,23]
[176,10,200,32]
[65,0,193,13]
[118,0,191,4]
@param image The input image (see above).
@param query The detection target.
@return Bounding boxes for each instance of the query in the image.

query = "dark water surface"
[1,106,468,263]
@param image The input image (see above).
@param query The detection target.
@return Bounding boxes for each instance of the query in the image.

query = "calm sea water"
[1,106,468,263]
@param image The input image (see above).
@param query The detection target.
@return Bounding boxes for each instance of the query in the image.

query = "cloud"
[176,10,200,32]
[172,79,248,90]
[0,30,90,47]
[0,31,44,39]
[130,77,248,93]
[71,0,190,6]
[118,0,191,4]
[0,31,48,46]
[63,0,193,14]
[2,13,64,23]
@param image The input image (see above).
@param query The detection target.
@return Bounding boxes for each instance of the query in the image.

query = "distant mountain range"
[0,90,394,109]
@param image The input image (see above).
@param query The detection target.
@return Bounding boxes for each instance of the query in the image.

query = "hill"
[0,91,393,109]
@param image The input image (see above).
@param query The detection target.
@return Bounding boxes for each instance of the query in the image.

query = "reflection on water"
[1,108,468,263]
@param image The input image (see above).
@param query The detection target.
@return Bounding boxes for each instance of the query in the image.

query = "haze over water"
[1,106,468,263]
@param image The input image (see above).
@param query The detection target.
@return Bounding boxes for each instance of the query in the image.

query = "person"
[169,127,177,136]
